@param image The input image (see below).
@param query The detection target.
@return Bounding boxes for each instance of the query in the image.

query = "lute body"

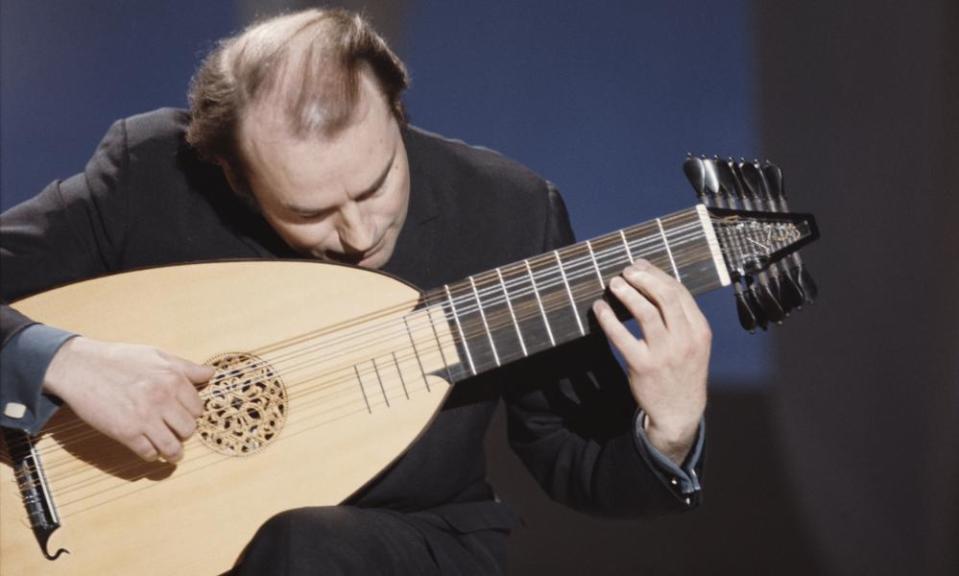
[1,261,458,575]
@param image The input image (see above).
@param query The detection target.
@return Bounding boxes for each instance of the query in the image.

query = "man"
[1,9,709,574]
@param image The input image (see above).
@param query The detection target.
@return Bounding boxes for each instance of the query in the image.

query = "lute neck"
[422,204,729,383]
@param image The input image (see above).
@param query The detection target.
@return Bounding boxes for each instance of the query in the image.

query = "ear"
[217,158,240,192]
[216,158,261,211]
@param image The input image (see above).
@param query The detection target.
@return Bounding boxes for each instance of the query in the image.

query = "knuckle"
[633,302,657,323]
[118,426,141,443]
[661,282,680,301]
[699,324,713,344]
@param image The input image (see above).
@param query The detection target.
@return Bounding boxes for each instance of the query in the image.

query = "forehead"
[237,70,398,207]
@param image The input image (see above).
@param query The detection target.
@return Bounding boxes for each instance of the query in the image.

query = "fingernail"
[610,277,626,291]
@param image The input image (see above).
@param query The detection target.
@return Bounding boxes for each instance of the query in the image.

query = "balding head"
[186,8,409,195]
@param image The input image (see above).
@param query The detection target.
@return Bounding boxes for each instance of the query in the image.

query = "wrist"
[643,412,700,465]
[41,336,87,400]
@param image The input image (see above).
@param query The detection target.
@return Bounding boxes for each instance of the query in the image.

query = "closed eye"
[293,208,334,220]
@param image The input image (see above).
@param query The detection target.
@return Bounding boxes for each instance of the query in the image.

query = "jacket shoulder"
[121,107,191,148]
[404,126,552,206]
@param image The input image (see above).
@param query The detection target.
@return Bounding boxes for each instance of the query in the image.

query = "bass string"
[31,231,714,449]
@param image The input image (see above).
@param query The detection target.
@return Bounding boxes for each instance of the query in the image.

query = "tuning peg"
[700,158,728,208]
[762,160,819,305]
[683,156,708,200]
[713,158,746,209]
[744,279,769,330]
[796,266,819,304]
[774,266,806,312]
[737,161,769,207]
[762,162,785,207]
[755,280,786,324]
[734,283,761,333]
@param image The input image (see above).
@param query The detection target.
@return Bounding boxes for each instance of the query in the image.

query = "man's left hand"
[592,259,711,466]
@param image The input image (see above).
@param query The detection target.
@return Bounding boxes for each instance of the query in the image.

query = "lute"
[0,157,819,575]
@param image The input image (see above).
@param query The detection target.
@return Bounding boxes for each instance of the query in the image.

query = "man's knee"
[232,506,430,575]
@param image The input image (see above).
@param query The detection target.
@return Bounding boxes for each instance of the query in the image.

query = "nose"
[336,202,376,254]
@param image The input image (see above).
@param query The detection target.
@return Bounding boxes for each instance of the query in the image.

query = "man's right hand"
[42,337,214,463]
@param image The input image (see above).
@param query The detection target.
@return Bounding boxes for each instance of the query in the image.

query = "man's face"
[233,68,410,270]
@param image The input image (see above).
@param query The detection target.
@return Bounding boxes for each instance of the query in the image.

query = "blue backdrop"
[0,0,764,383]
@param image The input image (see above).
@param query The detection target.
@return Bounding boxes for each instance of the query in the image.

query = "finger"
[176,379,205,418]
[592,299,647,360]
[170,355,215,384]
[163,404,198,440]
[147,424,184,463]
[675,282,711,335]
[609,276,668,343]
[622,260,689,333]
[130,434,159,462]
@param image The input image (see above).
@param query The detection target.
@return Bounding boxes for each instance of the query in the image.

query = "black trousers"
[229,506,509,575]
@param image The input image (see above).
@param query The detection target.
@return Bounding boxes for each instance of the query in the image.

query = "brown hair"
[186,8,408,172]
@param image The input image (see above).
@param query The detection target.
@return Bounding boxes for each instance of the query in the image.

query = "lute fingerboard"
[421,204,729,382]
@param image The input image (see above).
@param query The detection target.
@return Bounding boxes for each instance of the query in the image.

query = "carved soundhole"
[198,352,288,456]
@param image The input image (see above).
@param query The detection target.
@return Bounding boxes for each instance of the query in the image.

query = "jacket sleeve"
[502,184,704,516]
[0,119,130,431]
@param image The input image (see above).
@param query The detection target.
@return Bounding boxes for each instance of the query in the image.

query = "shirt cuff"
[632,409,705,503]
[0,324,76,434]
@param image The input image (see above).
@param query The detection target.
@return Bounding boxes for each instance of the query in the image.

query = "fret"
[497,267,528,357]
[402,315,432,392]
[623,221,660,263]
[469,276,501,367]
[442,281,499,374]
[444,284,476,376]
[619,229,635,263]
[371,358,390,407]
[553,243,605,328]
[526,255,583,346]
[554,250,585,336]
[656,217,681,281]
[391,352,410,399]
[524,259,555,346]
[498,261,552,354]
[464,269,527,365]
[586,233,631,284]
[585,240,606,289]
[405,302,467,383]
[354,365,372,414]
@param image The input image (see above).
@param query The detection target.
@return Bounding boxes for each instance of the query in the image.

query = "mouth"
[322,234,387,267]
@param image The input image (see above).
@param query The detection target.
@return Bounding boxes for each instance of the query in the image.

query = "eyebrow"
[283,147,397,214]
